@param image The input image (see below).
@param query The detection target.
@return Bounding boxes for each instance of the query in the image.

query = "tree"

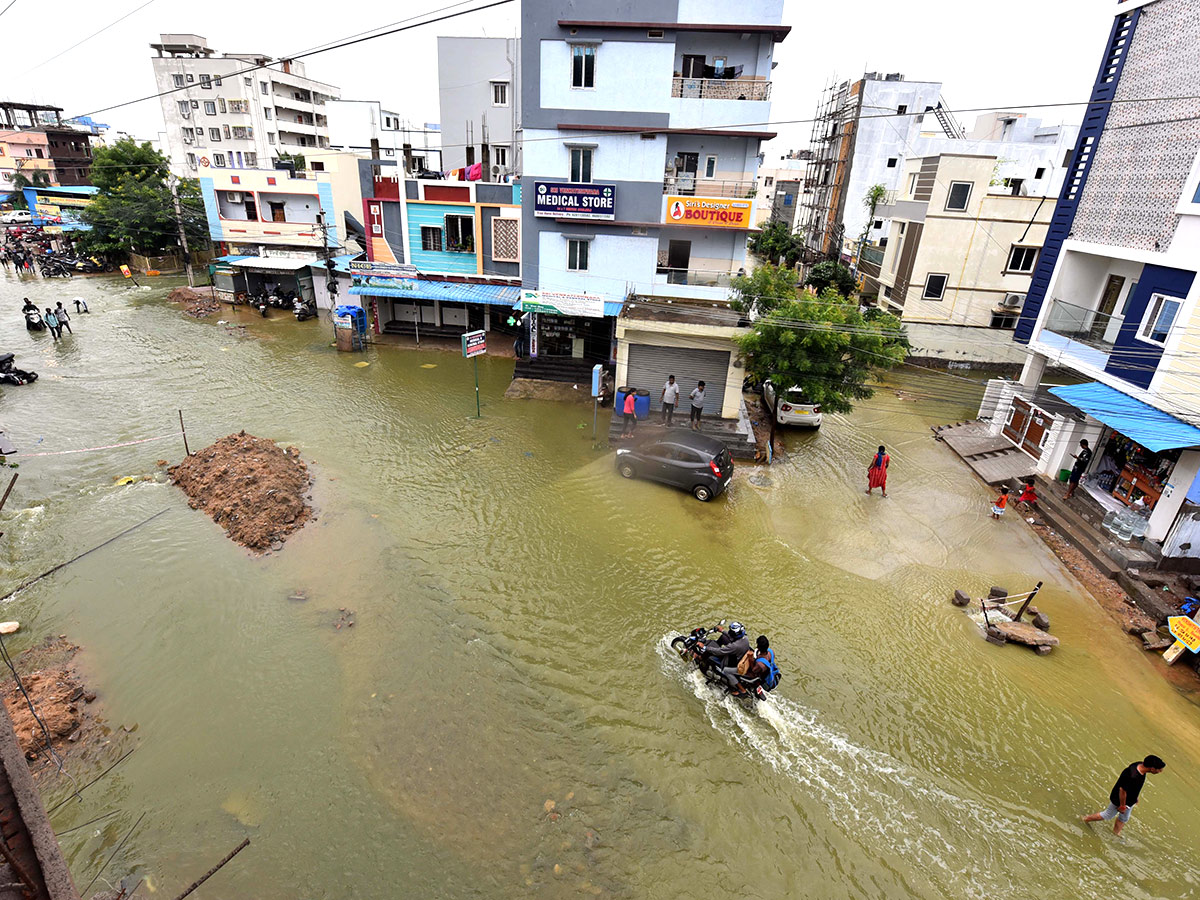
[748,219,802,268]
[736,273,908,449]
[805,260,856,298]
[861,183,886,240]
[730,263,801,317]
[77,139,209,257]
[9,170,51,208]
[275,151,306,172]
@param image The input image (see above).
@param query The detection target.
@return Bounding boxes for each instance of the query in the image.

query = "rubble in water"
[169,432,312,551]
[168,286,221,318]
[1,637,97,762]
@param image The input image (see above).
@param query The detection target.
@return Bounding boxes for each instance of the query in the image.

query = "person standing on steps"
[1065,438,1093,499]
[1082,755,1165,835]
[689,381,706,431]
[661,375,680,426]
[866,445,889,497]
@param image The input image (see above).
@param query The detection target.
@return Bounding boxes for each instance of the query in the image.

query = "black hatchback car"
[615,430,734,501]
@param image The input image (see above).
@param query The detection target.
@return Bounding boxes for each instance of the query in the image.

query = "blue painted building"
[988,0,1200,555]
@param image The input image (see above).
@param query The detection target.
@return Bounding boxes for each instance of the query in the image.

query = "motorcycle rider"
[22,298,37,314]
[743,636,775,700]
[704,621,750,674]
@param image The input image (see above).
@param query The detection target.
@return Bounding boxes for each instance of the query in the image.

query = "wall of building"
[538,230,657,297]
[406,202,480,274]
[904,322,1031,365]
[438,36,518,172]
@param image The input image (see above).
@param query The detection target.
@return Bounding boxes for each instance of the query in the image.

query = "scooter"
[0,353,38,385]
[24,310,45,331]
[293,298,317,321]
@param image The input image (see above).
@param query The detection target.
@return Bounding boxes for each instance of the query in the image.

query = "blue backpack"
[761,649,781,691]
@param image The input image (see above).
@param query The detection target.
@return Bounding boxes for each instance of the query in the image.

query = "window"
[244,76,252,86]
[214,77,222,86]
[883,285,893,298]
[421,226,443,252]
[922,273,948,300]
[492,81,509,107]
[494,145,509,168]
[209,128,221,141]
[229,100,249,113]
[311,161,324,171]
[245,152,257,167]
[191,100,199,109]
[908,173,919,197]
[445,215,474,252]
[492,217,520,262]
[647,29,664,38]
[232,126,252,139]
[186,152,197,168]
[186,74,194,83]
[172,74,185,88]
[1006,245,1038,273]
[199,74,211,89]
[990,311,1019,329]
[264,108,272,120]
[567,238,589,271]
[177,100,190,115]
[1035,167,1046,180]
[260,81,268,95]
[945,181,972,211]
[212,152,227,167]
[764,176,773,187]
[218,98,227,113]
[223,124,232,139]
[203,101,216,116]
[267,133,276,145]
[897,104,908,115]
[704,155,717,179]
[873,219,883,229]
[570,146,593,183]
[886,157,897,168]
[1139,293,1182,345]
[571,45,596,89]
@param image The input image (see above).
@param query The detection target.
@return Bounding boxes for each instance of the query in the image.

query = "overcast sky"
[2,0,1115,151]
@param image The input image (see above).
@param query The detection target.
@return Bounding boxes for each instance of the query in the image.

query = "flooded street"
[2,273,1199,900]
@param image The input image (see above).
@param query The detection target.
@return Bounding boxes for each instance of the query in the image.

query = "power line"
[0,0,17,19]
[26,0,158,73]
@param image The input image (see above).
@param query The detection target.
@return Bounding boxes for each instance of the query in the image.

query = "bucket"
[634,390,651,419]
[1058,469,1071,482]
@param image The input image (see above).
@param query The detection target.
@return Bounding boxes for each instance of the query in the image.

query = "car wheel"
[619,463,636,479]
[693,485,713,502]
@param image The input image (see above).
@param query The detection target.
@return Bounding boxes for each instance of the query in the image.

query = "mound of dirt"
[2,637,95,761]
[168,286,220,318]
[169,432,312,551]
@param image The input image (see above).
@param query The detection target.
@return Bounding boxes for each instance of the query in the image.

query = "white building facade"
[150,34,340,178]
[325,100,442,173]
[437,36,519,175]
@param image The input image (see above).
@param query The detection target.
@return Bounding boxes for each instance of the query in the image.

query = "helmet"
[729,621,745,639]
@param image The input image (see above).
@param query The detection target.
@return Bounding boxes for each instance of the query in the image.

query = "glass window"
[244,76,252,86]
[570,147,593,183]
[260,81,268,95]
[945,181,972,211]
[421,226,443,252]
[245,152,257,167]
[223,124,231,139]
[571,45,596,89]
[186,152,196,168]
[494,146,509,168]
[887,157,897,168]
[922,273,948,300]
[568,239,589,271]
[264,108,272,120]
[177,100,190,115]
[214,77,222,86]
[1139,294,1182,345]
[218,98,227,113]
[267,133,275,145]
[445,215,474,252]
[186,74,194,83]
[209,128,221,141]
[199,74,211,89]
[1007,245,1038,273]
[212,152,226,167]
[203,101,216,115]
[492,82,509,106]
[172,74,185,88]
[704,155,717,179]
[191,100,199,109]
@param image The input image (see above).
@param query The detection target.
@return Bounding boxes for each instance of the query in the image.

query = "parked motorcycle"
[293,298,317,321]
[38,257,72,278]
[668,620,777,701]
[24,310,45,331]
[0,353,38,385]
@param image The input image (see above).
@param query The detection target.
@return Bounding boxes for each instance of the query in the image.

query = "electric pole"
[169,177,195,288]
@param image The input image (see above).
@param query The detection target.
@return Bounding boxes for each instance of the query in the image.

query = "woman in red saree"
[866,445,889,497]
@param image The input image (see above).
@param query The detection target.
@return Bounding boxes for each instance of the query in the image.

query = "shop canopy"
[349,279,521,307]
[1048,382,1200,452]
[230,256,318,272]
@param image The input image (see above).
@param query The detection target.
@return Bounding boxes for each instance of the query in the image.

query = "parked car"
[0,211,32,225]
[615,430,733,501]
[763,381,823,428]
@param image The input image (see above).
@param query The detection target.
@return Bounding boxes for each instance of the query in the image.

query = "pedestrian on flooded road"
[1064,438,1092,499]
[54,302,72,334]
[44,308,60,341]
[661,375,679,426]
[991,486,1010,519]
[866,445,889,497]
[73,297,89,314]
[620,389,637,438]
[689,381,706,430]
[1082,755,1165,835]
[0,247,9,269]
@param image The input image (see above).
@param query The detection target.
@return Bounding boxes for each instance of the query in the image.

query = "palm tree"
[861,183,887,241]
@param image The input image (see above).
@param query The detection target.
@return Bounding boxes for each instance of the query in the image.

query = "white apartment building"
[437,36,519,175]
[755,150,808,226]
[325,100,442,173]
[150,34,340,178]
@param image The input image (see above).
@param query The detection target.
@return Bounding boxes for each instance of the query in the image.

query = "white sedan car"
[1,210,32,225]
[763,381,823,428]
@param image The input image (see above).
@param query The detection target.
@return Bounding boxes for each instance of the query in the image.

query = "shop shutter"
[625,344,730,414]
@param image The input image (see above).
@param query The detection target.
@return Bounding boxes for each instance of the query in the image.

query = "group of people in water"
[22,296,88,341]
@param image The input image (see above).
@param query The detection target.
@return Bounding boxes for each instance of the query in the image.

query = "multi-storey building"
[0,102,93,190]
[150,34,340,178]
[754,150,808,226]
[519,0,787,422]
[987,0,1200,560]
[438,37,519,176]
[325,100,442,173]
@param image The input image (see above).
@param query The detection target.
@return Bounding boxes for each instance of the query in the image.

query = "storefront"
[228,256,318,302]
[519,290,620,365]
[347,270,521,340]
[1085,429,1178,510]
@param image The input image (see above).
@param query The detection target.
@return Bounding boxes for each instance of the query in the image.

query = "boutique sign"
[665,195,753,229]
[533,182,616,220]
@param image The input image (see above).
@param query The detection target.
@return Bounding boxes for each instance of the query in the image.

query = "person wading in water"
[866,445,889,498]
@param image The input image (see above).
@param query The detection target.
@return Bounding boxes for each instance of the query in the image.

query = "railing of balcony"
[662,176,756,197]
[654,267,745,287]
[671,77,772,101]
[1043,297,1123,353]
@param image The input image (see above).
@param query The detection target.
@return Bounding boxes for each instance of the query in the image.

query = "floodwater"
[2,272,1199,900]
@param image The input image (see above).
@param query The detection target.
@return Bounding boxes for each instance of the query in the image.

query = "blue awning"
[350,279,521,307]
[215,254,251,263]
[1048,382,1200,452]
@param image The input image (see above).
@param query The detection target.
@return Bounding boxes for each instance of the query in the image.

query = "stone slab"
[991,620,1060,648]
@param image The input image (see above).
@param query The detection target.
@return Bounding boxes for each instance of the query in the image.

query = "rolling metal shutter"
[625,344,730,413]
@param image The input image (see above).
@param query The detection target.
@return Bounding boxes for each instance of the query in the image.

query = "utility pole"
[169,177,195,288]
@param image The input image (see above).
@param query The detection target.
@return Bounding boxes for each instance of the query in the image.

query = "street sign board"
[349,261,418,278]
[665,195,753,229]
[119,265,132,278]
[462,329,487,358]
[533,182,616,220]
[518,289,605,318]
[591,363,602,398]
[1168,615,1200,652]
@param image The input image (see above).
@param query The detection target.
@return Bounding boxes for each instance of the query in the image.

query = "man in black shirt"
[1064,439,1093,499]
[1082,754,1166,835]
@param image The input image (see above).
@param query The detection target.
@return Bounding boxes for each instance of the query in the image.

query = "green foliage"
[77,139,208,256]
[730,263,800,316]
[861,183,887,240]
[748,219,802,268]
[737,287,908,417]
[276,151,306,172]
[805,260,856,298]
[9,170,51,208]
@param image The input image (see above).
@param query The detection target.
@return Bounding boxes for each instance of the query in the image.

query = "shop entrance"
[1002,397,1049,460]
[1084,427,1178,511]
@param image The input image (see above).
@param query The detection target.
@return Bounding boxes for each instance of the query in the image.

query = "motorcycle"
[39,258,72,278]
[0,353,38,385]
[293,298,317,321]
[24,310,45,331]
[669,620,770,702]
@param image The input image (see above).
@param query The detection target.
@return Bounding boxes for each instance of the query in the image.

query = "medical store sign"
[533,182,616,220]
[519,289,605,318]
[665,196,752,229]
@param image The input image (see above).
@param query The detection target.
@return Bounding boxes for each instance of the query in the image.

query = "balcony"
[1038,297,1122,370]
[662,175,755,198]
[671,76,771,101]
[655,266,743,287]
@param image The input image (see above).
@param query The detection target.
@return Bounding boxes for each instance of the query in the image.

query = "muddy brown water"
[1,273,1198,899]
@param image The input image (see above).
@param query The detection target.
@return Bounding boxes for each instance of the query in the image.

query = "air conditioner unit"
[226,191,243,203]
[180,110,191,119]
[491,165,502,175]
[1001,293,1025,309]
[182,137,193,145]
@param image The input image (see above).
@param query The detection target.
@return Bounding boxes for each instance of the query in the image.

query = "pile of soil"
[168,286,220,319]
[169,432,312,551]
[1,637,95,760]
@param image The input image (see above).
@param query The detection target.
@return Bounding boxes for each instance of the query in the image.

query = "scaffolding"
[797,78,859,269]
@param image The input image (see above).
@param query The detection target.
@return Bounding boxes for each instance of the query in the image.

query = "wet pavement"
[1,271,1198,900]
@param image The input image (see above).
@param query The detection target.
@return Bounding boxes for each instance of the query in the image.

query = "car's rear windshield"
[785,389,807,403]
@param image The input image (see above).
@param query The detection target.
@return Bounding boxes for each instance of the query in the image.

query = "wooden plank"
[1163,641,1188,665]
